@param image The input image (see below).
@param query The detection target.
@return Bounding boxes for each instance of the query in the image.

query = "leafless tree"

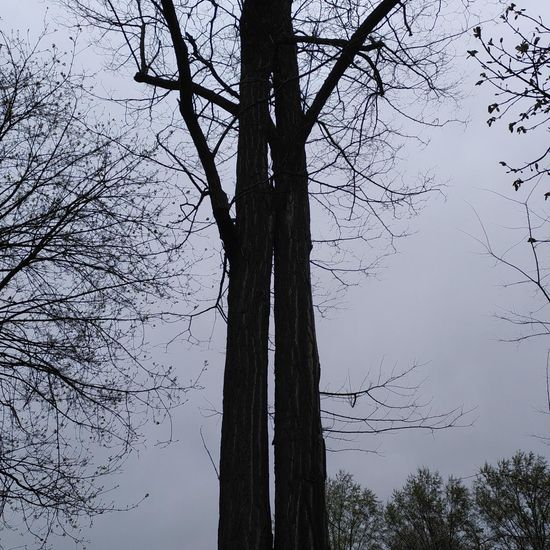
[474,190,550,341]
[473,187,550,424]
[59,1,470,548]
[0,30,193,546]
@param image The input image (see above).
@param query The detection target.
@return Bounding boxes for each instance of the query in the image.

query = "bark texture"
[271,2,330,548]
[217,1,273,548]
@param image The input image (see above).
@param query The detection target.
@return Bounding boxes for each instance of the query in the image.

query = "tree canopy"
[327,470,384,550]
[385,469,481,550]
[475,451,550,549]
[327,451,550,550]
[0,29,190,544]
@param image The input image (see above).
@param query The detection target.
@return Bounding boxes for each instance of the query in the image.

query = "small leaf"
[515,41,529,54]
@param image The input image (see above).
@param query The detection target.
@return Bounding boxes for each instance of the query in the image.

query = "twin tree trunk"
[76,0,413,547]
[155,0,410,546]
[218,0,329,549]
[139,0,408,546]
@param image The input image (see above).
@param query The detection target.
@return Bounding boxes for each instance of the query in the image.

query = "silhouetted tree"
[62,1,468,548]
[475,451,550,549]
[385,468,483,550]
[471,3,549,193]
[326,470,384,550]
[471,4,550,414]
[0,30,189,545]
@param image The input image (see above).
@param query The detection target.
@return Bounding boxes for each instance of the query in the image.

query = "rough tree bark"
[157,0,272,547]
[270,2,402,548]
[218,1,273,548]
[271,2,329,548]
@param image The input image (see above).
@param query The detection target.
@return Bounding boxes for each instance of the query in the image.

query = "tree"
[471,3,549,192]
[471,4,550,408]
[62,0,467,548]
[474,451,550,549]
[326,470,384,550]
[0,30,188,545]
[385,468,483,550]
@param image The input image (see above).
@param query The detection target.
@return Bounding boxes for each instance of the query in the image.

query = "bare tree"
[59,1,468,548]
[0,30,191,545]
[321,363,466,444]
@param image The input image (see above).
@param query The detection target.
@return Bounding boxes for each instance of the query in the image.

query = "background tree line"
[327,451,550,550]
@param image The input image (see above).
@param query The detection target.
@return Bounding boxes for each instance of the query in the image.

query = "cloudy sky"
[3,0,550,548]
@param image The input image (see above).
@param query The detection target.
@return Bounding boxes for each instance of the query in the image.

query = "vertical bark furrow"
[217,1,274,549]
[273,179,329,549]
[271,2,330,548]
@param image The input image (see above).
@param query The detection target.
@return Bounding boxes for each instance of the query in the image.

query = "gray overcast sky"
[3,1,550,549]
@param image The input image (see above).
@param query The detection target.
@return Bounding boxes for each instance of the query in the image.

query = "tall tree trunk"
[272,155,329,550]
[217,1,273,548]
[271,3,330,549]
